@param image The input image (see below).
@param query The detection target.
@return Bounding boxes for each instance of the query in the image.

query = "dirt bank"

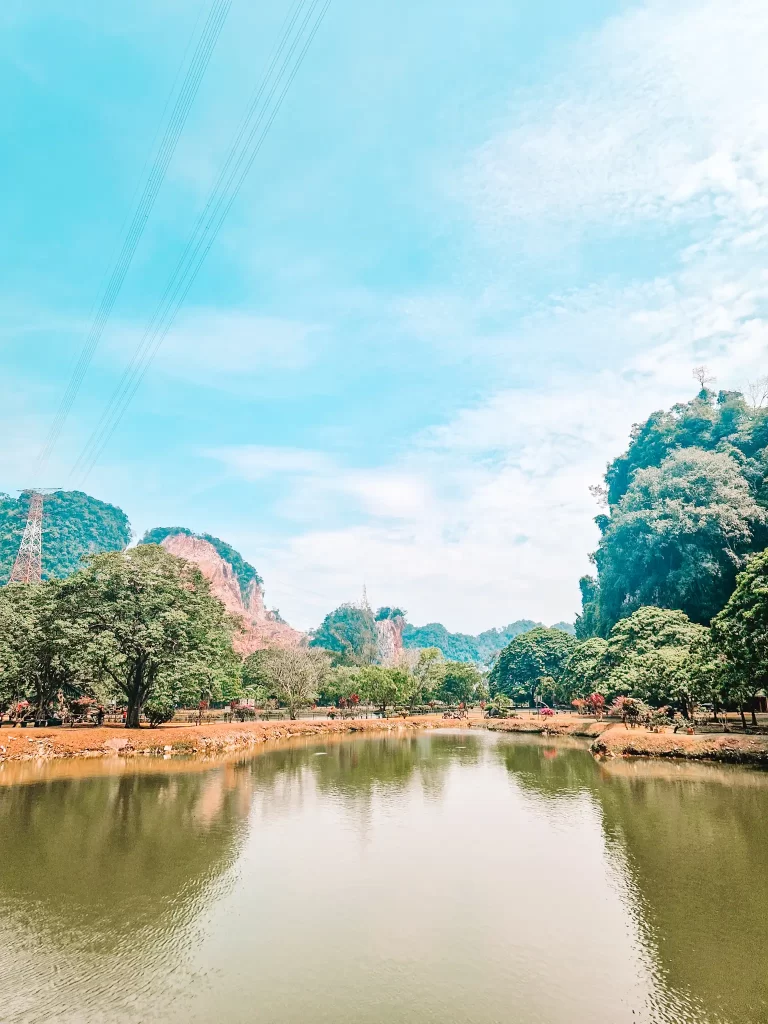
[591,726,768,766]
[482,715,613,739]
[4,714,767,769]
[0,716,449,763]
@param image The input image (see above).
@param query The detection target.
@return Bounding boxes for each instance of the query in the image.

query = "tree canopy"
[584,445,765,633]
[601,606,712,713]
[58,545,240,726]
[243,647,330,719]
[489,627,576,705]
[0,581,80,718]
[558,637,609,704]
[712,549,768,714]
[357,665,411,713]
[0,490,130,585]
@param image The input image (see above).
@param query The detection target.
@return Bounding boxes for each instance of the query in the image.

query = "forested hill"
[0,490,130,584]
[579,387,768,636]
[403,619,574,664]
[139,527,262,597]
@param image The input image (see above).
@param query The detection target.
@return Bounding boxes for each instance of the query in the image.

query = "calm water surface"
[1,731,766,1024]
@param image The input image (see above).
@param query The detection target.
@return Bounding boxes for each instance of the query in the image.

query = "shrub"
[144,695,176,727]
[231,703,257,722]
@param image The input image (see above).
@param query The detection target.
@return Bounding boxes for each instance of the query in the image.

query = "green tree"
[0,490,130,585]
[317,664,362,707]
[406,647,445,707]
[489,627,576,705]
[439,661,484,705]
[358,665,409,714]
[244,647,330,719]
[558,637,609,704]
[310,603,378,665]
[58,545,239,727]
[0,581,89,718]
[593,448,765,631]
[711,549,768,727]
[602,606,711,715]
[574,576,601,639]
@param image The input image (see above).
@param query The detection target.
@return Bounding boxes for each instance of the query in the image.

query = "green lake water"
[1,730,766,1024]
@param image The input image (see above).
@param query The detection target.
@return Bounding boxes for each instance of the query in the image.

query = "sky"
[2,0,768,632]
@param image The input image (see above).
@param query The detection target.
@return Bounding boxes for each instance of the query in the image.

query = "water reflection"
[598,762,768,1024]
[1,732,766,1024]
[0,768,250,1023]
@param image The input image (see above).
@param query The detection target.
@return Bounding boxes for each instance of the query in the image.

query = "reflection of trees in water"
[492,735,602,802]
[491,736,768,1022]
[597,769,768,1024]
[241,733,484,819]
[0,768,249,943]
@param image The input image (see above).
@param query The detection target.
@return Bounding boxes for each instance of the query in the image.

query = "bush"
[231,703,257,722]
[486,694,515,718]
[144,696,176,727]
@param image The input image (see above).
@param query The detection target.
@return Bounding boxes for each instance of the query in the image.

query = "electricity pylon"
[7,489,58,585]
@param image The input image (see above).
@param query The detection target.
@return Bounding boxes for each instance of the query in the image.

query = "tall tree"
[489,627,576,705]
[0,581,83,718]
[602,606,712,714]
[244,647,330,720]
[405,647,445,706]
[59,545,239,727]
[358,666,409,714]
[439,661,484,705]
[558,637,608,704]
[711,549,768,727]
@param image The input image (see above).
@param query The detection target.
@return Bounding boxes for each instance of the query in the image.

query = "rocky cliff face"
[160,533,303,655]
[375,615,405,666]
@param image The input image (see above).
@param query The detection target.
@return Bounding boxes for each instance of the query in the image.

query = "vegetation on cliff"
[310,602,379,664]
[0,490,130,585]
[579,388,768,636]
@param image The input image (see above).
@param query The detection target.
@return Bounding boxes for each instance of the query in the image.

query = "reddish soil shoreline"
[2,713,767,769]
[591,725,768,765]
[0,715,449,763]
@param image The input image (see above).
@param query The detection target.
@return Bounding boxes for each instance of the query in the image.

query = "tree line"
[0,545,488,727]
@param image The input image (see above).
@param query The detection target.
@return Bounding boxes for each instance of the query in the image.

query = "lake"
[1,730,766,1024]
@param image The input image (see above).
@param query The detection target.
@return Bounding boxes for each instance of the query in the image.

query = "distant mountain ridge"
[402,619,575,664]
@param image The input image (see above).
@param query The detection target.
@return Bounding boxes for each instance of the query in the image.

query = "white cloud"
[469,0,768,229]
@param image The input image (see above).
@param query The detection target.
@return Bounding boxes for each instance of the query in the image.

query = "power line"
[71,0,331,485]
[38,0,232,469]
[72,0,329,483]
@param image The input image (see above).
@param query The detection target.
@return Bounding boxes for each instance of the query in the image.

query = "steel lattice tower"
[8,491,45,584]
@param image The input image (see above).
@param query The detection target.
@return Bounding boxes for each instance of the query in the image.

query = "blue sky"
[3,0,768,630]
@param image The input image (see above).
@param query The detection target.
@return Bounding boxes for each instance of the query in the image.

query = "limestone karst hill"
[157,532,303,654]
